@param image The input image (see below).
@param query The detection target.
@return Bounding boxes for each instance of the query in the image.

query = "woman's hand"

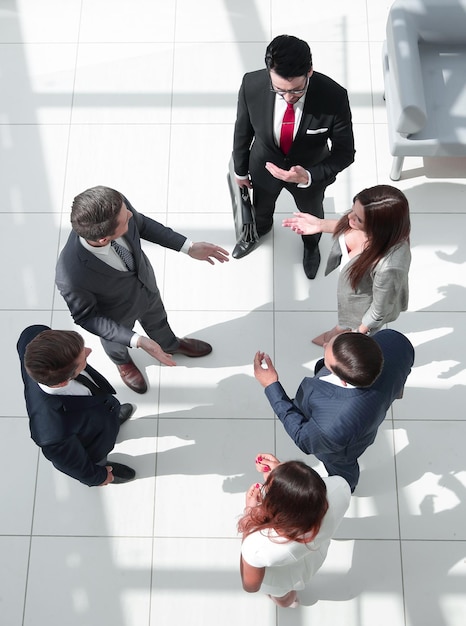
[283,212,337,235]
[282,212,322,235]
[255,453,280,476]
[245,483,262,509]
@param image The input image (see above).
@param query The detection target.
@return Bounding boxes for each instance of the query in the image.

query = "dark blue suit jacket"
[265,329,414,489]
[55,196,186,347]
[18,325,122,486]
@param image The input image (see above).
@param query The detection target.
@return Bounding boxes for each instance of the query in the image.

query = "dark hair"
[333,185,410,290]
[71,186,124,240]
[25,330,84,386]
[265,35,312,78]
[238,461,328,542]
[331,332,384,387]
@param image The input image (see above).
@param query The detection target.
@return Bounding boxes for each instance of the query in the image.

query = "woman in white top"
[238,453,350,608]
[283,185,411,346]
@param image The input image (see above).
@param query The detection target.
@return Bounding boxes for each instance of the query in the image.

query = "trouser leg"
[138,288,179,352]
[100,335,132,365]
[286,180,329,252]
[251,183,282,236]
[100,287,178,364]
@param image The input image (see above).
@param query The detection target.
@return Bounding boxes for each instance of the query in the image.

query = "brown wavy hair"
[333,185,410,290]
[238,461,328,543]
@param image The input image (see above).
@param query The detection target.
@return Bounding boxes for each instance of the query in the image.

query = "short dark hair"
[265,35,312,78]
[331,333,384,387]
[71,186,124,240]
[25,330,84,386]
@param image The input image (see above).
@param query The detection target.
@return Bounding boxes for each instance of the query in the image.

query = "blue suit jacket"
[55,196,186,347]
[18,325,122,486]
[265,330,414,480]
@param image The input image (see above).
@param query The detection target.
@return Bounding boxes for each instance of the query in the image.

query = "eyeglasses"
[270,76,309,97]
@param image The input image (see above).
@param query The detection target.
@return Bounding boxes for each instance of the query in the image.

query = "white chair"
[383,0,466,180]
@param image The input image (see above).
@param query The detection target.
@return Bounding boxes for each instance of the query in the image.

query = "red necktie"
[279,102,295,155]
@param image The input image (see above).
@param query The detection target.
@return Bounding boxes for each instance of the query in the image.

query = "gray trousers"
[100,285,179,364]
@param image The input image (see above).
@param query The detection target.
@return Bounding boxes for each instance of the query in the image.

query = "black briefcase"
[227,157,259,259]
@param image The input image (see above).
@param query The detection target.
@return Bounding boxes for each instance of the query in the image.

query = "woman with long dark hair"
[238,454,350,607]
[283,185,411,345]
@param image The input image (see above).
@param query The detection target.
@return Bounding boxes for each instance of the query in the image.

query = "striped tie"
[111,240,135,271]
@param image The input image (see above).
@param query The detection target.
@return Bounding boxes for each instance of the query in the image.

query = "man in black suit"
[233,35,355,277]
[18,325,136,487]
[56,185,229,394]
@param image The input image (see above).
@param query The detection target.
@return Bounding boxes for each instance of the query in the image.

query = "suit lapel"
[74,232,137,278]
[84,365,116,395]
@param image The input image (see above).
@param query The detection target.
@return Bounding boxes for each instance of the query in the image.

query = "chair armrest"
[386,8,427,135]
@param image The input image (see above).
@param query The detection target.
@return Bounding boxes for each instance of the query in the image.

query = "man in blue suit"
[18,324,136,487]
[253,330,414,491]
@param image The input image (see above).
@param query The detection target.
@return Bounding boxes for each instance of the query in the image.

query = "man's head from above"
[25,330,91,387]
[71,185,132,244]
[265,34,313,79]
[324,333,384,388]
[265,35,313,104]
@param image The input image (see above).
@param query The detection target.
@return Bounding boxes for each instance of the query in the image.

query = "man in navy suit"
[253,330,414,491]
[232,34,355,275]
[18,325,136,487]
[56,186,229,394]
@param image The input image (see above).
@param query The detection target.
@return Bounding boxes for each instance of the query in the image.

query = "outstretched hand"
[282,212,322,235]
[253,351,279,387]
[265,162,309,185]
[137,336,177,366]
[189,242,230,264]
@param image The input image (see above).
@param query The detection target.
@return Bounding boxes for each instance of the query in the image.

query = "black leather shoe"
[232,239,257,259]
[109,462,136,484]
[303,247,321,279]
[173,337,212,357]
[119,403,136,425]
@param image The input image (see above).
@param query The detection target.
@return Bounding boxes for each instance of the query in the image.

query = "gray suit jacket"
[55,197,186,347]
[326,238,411,330]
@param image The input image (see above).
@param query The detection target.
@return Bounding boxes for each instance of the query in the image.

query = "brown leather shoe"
[116,362,147,394]
[173,337,212,357]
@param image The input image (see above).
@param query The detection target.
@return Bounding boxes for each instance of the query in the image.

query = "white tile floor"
[1,1,466,625]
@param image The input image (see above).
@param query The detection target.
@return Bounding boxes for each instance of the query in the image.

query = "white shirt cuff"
[130,333,141,348]
[297,170,312,188]
[181,239,193,254]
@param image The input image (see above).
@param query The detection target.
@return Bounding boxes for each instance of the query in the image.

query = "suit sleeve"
[124,198,187,251]
[41,436,108,487]
[264,382,339,455]
[361,267,406,329]
[308,89,355,184]
[232,77,255,176]
[54,279,136,347]
[361,246,411,330]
